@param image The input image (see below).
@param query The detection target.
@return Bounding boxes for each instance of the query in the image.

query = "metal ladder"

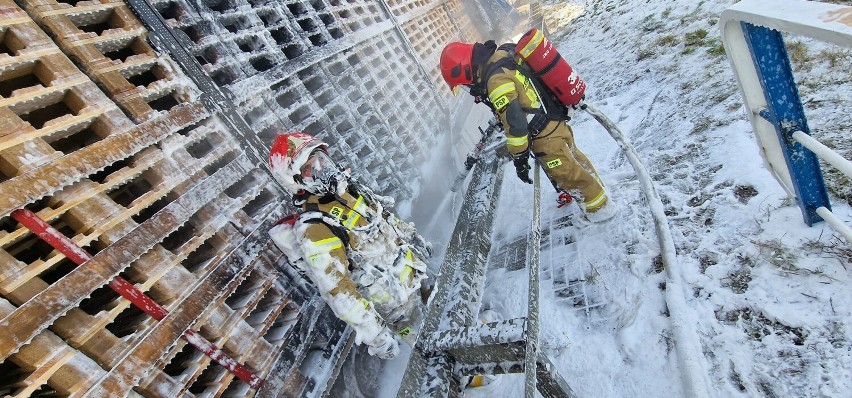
[397,149,576,398]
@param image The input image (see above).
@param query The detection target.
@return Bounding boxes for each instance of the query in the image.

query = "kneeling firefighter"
[267,133,432,359]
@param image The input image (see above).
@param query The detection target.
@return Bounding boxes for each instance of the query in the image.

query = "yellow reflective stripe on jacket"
[506,135,528,147]
[518,29,544,59]
[488,82,515,104]
[306,236,343,256]
[399,266,414,284]
[399,250,415,285]
[340,297,371,323]
[489,82,516,100]
[370,292,393,304]
[344,195,365,228]
[584,190,608,210]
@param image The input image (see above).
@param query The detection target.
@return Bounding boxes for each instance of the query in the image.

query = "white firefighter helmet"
[268,133,349,195]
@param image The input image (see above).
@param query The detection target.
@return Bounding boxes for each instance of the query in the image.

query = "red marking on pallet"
[10,208,264,389]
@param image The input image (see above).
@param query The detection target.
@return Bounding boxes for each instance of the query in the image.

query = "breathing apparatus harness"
[470,42,578,125]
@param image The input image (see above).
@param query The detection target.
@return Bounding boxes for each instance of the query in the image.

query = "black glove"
[464,156,477,170]
[513,152,532,184]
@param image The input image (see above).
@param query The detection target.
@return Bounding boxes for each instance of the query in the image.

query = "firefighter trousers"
[530,120,607,211]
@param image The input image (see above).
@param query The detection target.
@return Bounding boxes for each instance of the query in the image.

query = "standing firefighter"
[439,39,617,222]
[267,133,432,359]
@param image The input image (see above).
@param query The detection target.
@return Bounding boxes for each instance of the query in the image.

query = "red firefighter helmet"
[439,42,475,94]
[269,133,347,195]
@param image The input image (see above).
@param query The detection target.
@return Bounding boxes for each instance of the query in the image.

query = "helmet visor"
[300,150,338,190]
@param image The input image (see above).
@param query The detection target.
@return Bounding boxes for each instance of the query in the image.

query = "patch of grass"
[641,14,664,32]
[822,164,852,206]
[707,40,726,57]
[688,193,711,207]
[708,164,724,176]
[649,254,664,274]
[751,239,829,276]
[722,265,752,294]
[655,34,679,47]
[710,179,735,195]
[716,307,807,345]
[785,40,810,68]
[802,236,852,267]
[679,29,711,56]
[660,63,679,74]
[662,8,672,18]
[708,18,718,26]
[690,117,713,134]
[692,207,716,227]
[699,252,718,274]
[817,49,849,67]
[685,29,709,46]
[799,77,822,90]
[733,185,759,204]
[827,321,847,349]
[585,265,600,284]
[679,8,705,26]
[711,90,730,103]
[637,47,655,61]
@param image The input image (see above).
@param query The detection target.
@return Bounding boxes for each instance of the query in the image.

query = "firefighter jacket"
[476,47,544,158]
[269,186,428,351]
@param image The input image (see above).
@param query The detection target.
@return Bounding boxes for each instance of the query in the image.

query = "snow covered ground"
[391,0,852,397]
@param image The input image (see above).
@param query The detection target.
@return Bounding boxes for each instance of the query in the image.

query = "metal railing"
[721,0,852,242]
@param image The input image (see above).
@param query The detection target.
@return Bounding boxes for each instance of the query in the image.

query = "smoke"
[407,100,496,263]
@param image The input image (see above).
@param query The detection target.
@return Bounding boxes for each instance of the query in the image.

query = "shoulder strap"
[481,53,517,85]
[497,42,516,53]
[515,60,571,121]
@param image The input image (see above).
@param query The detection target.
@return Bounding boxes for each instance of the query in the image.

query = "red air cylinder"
[515,28,586,107]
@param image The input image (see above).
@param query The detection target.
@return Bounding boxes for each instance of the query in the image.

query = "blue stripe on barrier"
[742,22,830,226]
